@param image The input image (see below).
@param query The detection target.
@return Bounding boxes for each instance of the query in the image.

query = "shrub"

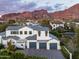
[25,55,47,59]
[73,51,79,59]
[0,24,8,32]
[0,56,10,59]
[0,49,47,59]
[11,52,25,59]
[0,49,13,56]
[50,30,62,38]
[0,44,4,49]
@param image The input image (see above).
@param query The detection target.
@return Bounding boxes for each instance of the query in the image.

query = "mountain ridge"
[1,4,79,21]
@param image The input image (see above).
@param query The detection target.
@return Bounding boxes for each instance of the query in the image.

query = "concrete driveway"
[22,49,65,59]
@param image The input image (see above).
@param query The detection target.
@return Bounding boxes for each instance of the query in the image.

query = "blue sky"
[0,0,79,15]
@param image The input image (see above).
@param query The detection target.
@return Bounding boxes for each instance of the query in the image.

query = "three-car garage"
[28,42,58,50]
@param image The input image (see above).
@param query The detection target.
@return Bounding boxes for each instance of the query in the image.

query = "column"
[47,42,50,50]
[27,41,29,48]
[57,42,61,50]
[37,42,39,49]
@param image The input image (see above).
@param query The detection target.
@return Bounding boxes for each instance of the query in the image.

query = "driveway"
[22,49,65,59]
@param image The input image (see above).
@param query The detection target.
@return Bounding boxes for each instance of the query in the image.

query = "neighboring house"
[50,22,64,30]
[73,21,79,27]
[0,24,61,50]
[63,21,79,28]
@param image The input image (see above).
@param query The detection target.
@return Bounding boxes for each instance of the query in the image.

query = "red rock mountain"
[2,9,50,21]
[1,4,79,21]
[50,4,79,20]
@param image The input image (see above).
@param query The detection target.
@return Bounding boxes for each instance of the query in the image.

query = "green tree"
[64,22,69,30]
[8,20,15,24]
[0,49,13,56]
[64,21,75,32]
[38,19,50,27]
[50,29,62,38]
[74,28,79,51]
[0,44,4,49]
[0,24,8,32]
[11,52,25,59]
[68,22,75,32]
[7,40,16,52]
[70,27,79,59]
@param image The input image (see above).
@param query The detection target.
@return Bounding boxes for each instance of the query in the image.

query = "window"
[53,25,55,27]
[20,31,22,34]
[45,31,48,36]
[21,44,23,46]
[24,31,27,34]
[11,31,18,34]
[38,31,41,36]
[29,31,32,34]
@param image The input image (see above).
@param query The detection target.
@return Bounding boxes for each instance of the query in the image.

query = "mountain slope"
[51,4,79,20]
[1,4,79,21]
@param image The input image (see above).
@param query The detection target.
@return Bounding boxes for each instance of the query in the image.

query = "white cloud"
[0,0,79,14]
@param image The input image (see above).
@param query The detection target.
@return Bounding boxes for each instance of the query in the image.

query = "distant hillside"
[50,4,79,20]
[1,4,79,21]
[1,9,50,21]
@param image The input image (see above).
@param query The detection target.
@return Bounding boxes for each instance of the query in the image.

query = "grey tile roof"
[0,32,5,36]
[26,35,37,40]
[6,25,49,31]
[27,25,49,31]
[6,25,23,30]
[49,34,59,40]
[2,36,20,40]
[26,34,58,41]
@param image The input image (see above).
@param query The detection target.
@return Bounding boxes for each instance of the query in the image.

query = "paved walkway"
[22,49,65,59]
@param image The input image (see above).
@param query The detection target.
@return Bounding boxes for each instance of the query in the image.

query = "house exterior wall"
[6,26,50,40]
[37,31,50,40]
[52,24,64,29]
[16,42,25,49]
[33,30,50,40]
[6,30,11,37]
[2,40,7,47]
[27,40,37,48]
[2,38,26,49]
[6,27,34,39]
[50,23,64,30]
[2,38,16,47]
[2,25,61,50]
[18,27,34,39]
[26,39,61,50]
[47,39,61,50]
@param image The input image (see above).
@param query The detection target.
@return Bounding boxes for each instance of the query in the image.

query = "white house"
[50,22,64,30]
[72,21,79,27]
[0,24,61,50]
